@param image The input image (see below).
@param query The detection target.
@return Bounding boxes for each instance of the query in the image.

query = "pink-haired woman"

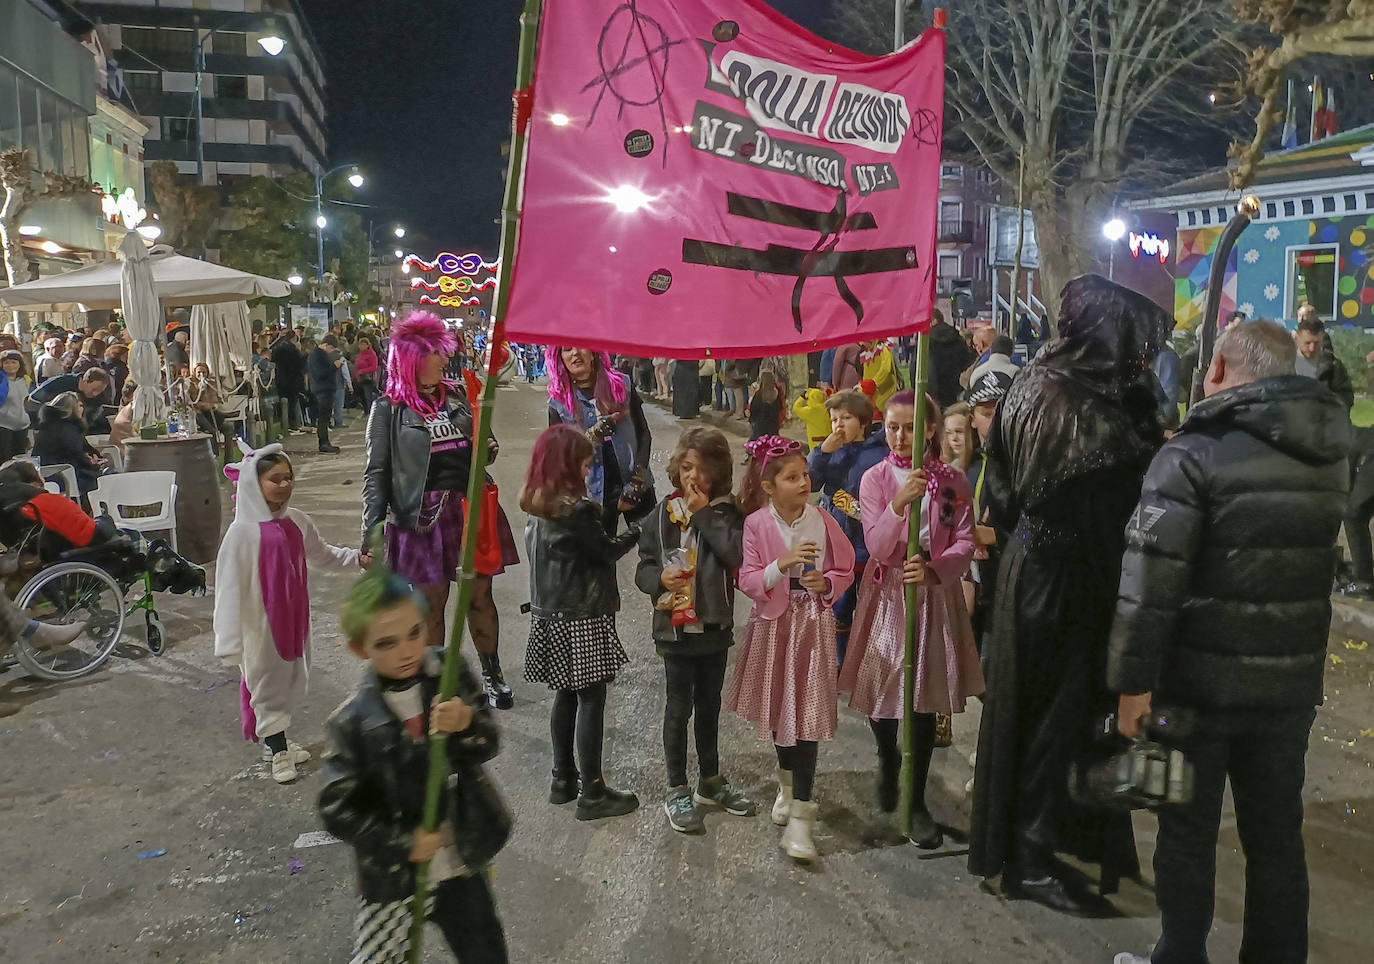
[362,311,520,709]
[546,347,654,534]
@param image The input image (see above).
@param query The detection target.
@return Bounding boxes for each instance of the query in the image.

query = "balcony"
[938,219,975,244]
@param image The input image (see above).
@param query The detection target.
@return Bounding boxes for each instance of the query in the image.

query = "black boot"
[576,778,640,821]
[909,714,942,849]
[479,652,514,710]
[549,769,579,805]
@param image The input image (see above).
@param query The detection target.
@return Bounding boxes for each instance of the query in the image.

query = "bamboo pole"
[899,6,946,842]
[406,0,544,957]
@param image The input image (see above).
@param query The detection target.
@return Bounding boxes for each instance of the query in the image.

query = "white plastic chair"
[91,471,178,550]
[85,433,124,472]
[5,454,79,499]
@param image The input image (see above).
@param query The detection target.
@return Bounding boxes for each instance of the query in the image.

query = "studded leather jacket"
[318,651,498,904]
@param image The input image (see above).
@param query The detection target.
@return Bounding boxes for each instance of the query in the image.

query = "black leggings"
[264,731,287,755]
[662,649,728,788]
[774,740,819,801]
[551,682,607,782]
[870,714,937,803]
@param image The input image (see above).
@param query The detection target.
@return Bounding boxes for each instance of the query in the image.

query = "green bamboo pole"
[406,0,544,957]
[898,335,931,839]
[899,6,946,843]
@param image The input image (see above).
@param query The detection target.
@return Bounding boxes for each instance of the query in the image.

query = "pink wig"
[544,346,628,426]
[385,311,457,414]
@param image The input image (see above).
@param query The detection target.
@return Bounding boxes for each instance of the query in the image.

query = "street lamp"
[1103,218,1127,241]
[394,248,404,259]
[287,270,304,286]
[193,15,286,184]
[18,225,41,236]
[393,226,406,239]
[312,163,364,288]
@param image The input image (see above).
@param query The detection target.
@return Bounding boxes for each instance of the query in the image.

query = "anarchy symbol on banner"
[910,108,940,148]
[581,1,688,167]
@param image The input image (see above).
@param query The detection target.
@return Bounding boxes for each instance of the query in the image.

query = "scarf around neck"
[887,451,957,496]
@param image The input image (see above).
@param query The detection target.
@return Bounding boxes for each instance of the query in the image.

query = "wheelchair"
[2,525,206,682]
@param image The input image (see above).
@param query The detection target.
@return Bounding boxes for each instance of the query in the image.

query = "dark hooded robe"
[968,275,1169,892]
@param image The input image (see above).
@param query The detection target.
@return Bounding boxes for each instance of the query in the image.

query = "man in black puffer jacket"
[1108,319,1351,964]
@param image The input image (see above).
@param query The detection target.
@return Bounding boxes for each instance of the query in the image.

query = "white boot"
[771,767,793,826]
[780,799,819,862]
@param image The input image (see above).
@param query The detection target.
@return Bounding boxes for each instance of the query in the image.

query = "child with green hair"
[318,563,509,963]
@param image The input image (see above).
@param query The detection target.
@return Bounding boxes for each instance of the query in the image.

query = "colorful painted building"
[1132,124,1374,330]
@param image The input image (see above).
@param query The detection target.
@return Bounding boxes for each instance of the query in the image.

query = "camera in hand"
[1070,709,1195,812]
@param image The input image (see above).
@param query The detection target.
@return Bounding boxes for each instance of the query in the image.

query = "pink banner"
[504,0,945,358]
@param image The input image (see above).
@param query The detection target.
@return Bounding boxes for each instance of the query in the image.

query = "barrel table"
[122,433,224,564]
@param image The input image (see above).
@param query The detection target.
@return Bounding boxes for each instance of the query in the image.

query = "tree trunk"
[0,181,33,337]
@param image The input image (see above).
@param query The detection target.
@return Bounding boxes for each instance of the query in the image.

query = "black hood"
[1183,375,1352,465]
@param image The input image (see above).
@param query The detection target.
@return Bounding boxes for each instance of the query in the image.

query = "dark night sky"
[301,0,840,256]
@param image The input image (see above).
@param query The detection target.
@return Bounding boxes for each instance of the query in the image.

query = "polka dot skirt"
[524,614,628,691]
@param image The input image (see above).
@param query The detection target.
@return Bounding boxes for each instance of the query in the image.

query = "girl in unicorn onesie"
[214,442,367,784]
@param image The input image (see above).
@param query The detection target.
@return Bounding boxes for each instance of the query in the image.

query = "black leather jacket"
[526,498,638,620]
[362,394,485,543]
[635,497,742,653]
[1109,376,1351,711]
[318,652,497,904]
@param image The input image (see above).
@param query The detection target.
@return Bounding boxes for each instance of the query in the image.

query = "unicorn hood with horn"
[213,439,362,774]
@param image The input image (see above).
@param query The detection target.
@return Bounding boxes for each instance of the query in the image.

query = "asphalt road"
[1,379,1370,963]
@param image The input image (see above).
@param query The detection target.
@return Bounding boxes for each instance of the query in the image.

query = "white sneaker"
[26,620,89,650]
[771,767,793,827]
[1113,954,1151,964]
[780,799,819,861]
[271,751,298,784]
[262,742,311,765]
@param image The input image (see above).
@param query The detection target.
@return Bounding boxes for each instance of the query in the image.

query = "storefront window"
[1288,244,1338,319]
[0,63,19,152]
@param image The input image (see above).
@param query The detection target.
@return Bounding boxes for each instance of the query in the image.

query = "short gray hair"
[1214,319,1296,381]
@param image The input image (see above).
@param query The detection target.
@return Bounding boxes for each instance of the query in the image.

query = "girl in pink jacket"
[838,390,983,848]
[726,435,855,863]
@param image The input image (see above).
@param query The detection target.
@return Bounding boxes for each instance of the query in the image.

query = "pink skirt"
[726,590,838,747]
[838,562,984,719]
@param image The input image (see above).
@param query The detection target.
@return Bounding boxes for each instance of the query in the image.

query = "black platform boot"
[479,652,514,710]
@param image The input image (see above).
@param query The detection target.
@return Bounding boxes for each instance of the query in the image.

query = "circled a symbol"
[910,108,940,147]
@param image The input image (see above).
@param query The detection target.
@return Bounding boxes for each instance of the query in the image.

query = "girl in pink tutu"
[838,390,984,847]
[727,434,855,862]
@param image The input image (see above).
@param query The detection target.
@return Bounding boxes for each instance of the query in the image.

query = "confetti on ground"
[1362,729,1374,739]
[292,831,341,849]
[1344,640,1369,651]
[137,849,166,860]
[288,858,305,875]
[1330,654,1345,665]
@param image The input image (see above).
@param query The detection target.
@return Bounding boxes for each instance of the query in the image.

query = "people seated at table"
[28,368,112,434]
[107,380,138,455]
[33,392,107,500]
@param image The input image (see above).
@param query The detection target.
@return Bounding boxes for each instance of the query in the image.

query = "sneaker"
[694,776,757,816]
[261,742,311,765]
[549,770,579,805]
[318,444,341,454]
[1113,954,1151,964]
[270,751,298,784]
[25,620,88,651]
[576,780,639,821]
[909,807,943,849]
[664,787,704,833]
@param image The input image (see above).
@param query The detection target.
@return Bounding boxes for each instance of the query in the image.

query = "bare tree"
[0,147,98,334]
[1231,0,1374,189]
[146,161,220,255]
[832,0,1233,317]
